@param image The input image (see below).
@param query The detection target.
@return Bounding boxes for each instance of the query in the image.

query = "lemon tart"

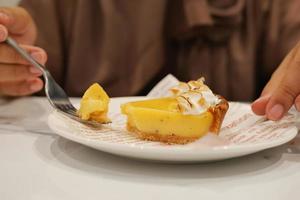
[121,78,229,144]
[77,83,111,123]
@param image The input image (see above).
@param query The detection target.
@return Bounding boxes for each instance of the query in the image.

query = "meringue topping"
[169,78,221,115]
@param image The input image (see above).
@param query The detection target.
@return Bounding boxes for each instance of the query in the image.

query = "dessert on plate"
[121,78,229,144]
[77,83,111,123]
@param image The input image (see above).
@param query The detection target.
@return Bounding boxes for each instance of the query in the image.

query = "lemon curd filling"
[77,83,111,123]
[121,78,229,144]
[121,98,214,143]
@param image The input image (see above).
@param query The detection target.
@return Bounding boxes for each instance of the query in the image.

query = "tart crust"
[125,97,229,144]
[208,96,229,133]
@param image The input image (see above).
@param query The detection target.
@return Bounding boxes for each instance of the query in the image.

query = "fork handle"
[5,37,45,74]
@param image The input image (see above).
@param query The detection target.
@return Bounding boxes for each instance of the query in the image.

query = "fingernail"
[29,67,42,75]
[31,52,44,64]
[0,26,6,41]
[30,82,42,92]
[296,102,300,112]
[0,12,10,22]
[268,104,284,120]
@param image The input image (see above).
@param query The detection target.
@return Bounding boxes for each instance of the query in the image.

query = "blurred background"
[0,0,19,6]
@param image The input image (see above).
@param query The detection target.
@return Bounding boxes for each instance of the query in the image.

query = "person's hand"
[252,42,300,121]
[0,7,47,96]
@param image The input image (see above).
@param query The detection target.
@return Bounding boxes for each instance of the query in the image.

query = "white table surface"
[0,97,300,200]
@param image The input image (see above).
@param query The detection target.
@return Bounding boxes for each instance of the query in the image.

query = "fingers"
[0,7,31,32]
[265,50,300,120]
[0,77,43,96]
[260,45,295,97]
[251,95,271,116]
[0,43,46,81]
[0,24,8,42]
[0,7,36,44]
[0,63,42,82]
[251,68,285,117]
[265,76,299,120]
[0,7,45,97]
[0,9,13,27]
[251,50,292,116]
[0,43,47,65]
[252,43,300,120]
[0,43,47,97]
[251,67,285,116]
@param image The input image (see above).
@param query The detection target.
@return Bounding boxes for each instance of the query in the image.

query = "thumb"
[0,7,36,44]
[265,68,300,121]
[253,42,300,121]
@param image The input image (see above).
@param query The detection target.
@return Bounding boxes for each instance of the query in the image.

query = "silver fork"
[5,37,102,126]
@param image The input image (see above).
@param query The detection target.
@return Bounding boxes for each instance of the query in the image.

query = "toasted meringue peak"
[169,78,221,115]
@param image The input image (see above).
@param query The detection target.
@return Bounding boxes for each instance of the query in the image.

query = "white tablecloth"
[0,97,299,200]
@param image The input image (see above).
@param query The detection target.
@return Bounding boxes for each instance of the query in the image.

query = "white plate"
[48,97,298,163]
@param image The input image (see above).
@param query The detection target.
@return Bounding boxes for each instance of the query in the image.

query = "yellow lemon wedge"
[77,83,110,123]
